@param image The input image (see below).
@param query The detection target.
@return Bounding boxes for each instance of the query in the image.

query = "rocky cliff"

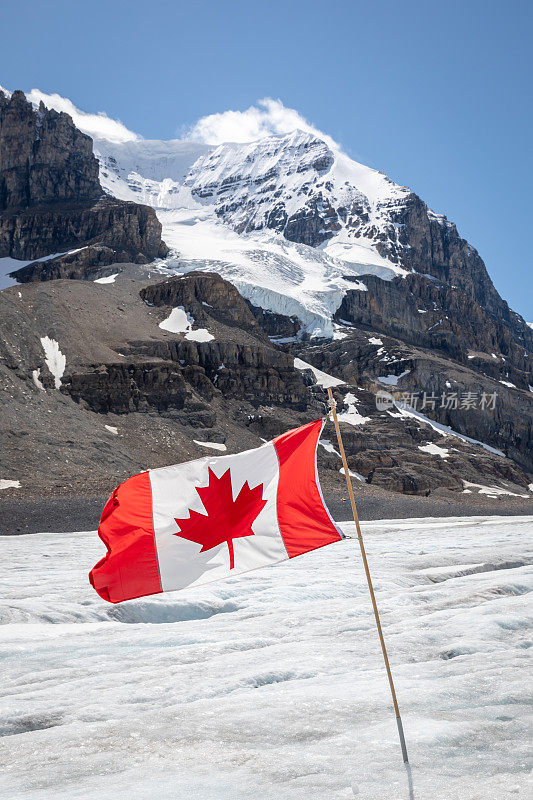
[0,90,167,272]
[0,90,101,209]
[0,270,530,507]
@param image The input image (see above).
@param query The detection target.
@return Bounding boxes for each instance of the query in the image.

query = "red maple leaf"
[174,468,267,569]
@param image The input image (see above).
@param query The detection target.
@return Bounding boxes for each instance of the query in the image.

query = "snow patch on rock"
[378,370,410,386]
[418,442,450,459]
[339,466,366,482]
[159,306,214,341]
[389,403,505,457]
[0,479,21,490]
[193,440,227,451]
[462,480,529,499]
[294,358,344,388]
[32,368,45,391]
[337,392,371,426]
[40,336,66,389]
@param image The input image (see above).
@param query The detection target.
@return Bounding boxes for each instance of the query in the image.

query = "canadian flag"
[89,419,344,603]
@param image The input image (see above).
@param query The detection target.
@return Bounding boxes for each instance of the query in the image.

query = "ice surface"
[155,213,382,338]
[93,273,119,284]
[2,516,530,798]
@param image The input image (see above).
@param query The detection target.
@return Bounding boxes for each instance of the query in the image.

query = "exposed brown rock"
[336,273,532,377]
[140,272,265,337]
[0,90,167,273]
[0,90,101,209]
[0,274,530,501]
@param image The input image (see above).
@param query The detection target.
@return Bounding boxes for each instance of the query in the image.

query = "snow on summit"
[98,127,409,337]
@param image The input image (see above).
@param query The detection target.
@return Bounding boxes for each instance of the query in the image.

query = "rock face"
[0,94,530,498]
[337,274,532,376]
[0,90,167,272]
[135,273,309,410]
[4,197,167,279]
[0,273,530,503]
[0,90,101,209]
[380,193,528,340]
[300,326,533,474]
[140,272,267,339]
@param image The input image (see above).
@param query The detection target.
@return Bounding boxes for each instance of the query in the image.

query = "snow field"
[0,516,531,799]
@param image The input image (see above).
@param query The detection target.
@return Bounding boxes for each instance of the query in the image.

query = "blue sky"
[1,0,531,319]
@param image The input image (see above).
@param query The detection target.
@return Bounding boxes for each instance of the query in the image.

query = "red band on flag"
[89,471,161,604]
[274,419,343,557]
[89,419,343,604]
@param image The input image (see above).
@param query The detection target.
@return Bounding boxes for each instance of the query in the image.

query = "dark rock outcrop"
[0,90,101,209]
[135,273,310,409]
[247,304,301,339]
[337,273,532,376]
[140,272,266,338]
[385,194,512,321]
[5,198,167,280]
[0,89,167,273]
[296,325,533,473]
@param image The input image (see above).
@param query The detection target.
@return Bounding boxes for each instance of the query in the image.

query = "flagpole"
[327,387,409,764]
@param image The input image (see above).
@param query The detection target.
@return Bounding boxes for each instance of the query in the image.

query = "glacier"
[0,516,531,799]
[92,129,411,338]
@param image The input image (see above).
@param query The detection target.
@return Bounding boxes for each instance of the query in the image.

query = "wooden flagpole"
[327,387,409,764]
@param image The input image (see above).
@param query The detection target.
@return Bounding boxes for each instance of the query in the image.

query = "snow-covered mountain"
[7,88,524,342]
[90,129,415,336]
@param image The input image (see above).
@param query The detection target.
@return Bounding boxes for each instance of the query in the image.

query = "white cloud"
[25,89,139,143]
[2,88,337,151]
[185,97,338,149]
